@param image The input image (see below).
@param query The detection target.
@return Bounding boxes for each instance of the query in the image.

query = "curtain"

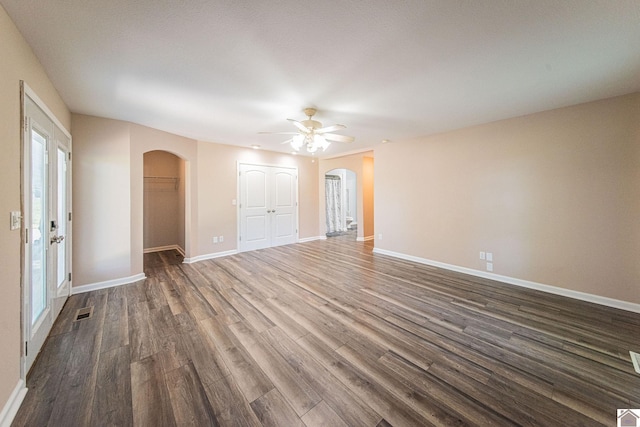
[325,176,342,233]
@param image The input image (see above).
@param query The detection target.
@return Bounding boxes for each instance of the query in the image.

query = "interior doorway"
[143,151,186,270]
[325,168,357,239]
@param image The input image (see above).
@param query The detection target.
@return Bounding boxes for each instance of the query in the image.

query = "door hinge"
[239,236,242,241]
[68,152,72,161]
[25,342,28,357]
[25,228,29,244]
[68,212,72,221]
[69,272,72,282]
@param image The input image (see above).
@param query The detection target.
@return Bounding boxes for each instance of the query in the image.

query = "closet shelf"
[144,176,179,191]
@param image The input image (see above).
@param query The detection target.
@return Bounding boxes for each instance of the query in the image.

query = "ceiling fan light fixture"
[291,134,304,151]
[263,107,352,154]
[314,134,330,152]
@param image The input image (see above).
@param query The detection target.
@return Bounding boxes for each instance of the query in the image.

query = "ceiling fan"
[260,108,355,153]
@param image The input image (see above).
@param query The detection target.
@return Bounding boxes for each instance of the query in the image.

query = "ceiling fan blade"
[316,124,346,134]
[287,119,310,134]
[280,138,294,145]
[258,131,298,135]
[323,133,355,143]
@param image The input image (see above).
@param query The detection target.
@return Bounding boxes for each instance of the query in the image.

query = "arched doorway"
[143,150,186,269]
[325,168,357,239]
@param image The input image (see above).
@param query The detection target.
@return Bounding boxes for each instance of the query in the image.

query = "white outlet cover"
[213,236,218,243]
[219,236,224,243]
[479,251,485,260]
[378,233,383,240]
[486,262,493,272]
[10,211,21,230]
[630,351,640,374]
[486,252,493,262]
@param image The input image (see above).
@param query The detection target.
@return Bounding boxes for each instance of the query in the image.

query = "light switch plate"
[486,252,493,262]
[486,262,493,272]
[10,211,21,230]
[479,251,486,260]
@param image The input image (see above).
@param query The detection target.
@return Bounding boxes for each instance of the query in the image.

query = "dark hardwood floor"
[13,236,640,426]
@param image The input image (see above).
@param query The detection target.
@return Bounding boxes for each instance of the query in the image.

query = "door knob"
[50,235,64,244]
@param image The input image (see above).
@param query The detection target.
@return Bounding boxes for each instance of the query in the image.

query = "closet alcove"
[143,150,186,266]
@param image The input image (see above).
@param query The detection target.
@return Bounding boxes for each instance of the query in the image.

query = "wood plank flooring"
[13,236,640,426]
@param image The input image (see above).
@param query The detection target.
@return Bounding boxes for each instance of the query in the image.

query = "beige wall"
[72,114,319,286]
[143,151,185,250]
[0,4,70,411]
[195,142,320,256]
[319,151,374,239]
[375,93,640,304]
[72,116,133,285]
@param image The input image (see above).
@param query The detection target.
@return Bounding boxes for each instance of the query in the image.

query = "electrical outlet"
[486,252,493,262]
[219,235,224,243]
[378,233,383,240]
[479,251,485,260]
[486,262,493,272]
[213,236,218,244]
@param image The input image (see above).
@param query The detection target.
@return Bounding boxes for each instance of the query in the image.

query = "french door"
[23,86,72,373]
[238,164,298,252]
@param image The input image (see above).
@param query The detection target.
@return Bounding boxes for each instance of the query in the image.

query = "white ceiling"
[2,0,639,157]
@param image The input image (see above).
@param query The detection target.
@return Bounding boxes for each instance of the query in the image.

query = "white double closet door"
[239,164,298,252]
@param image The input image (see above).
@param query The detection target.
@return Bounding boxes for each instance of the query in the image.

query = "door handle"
[50,235,64,244]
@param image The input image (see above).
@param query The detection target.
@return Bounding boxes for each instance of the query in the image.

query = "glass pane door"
[30,129,47,324]
[56,147,67,288]
[51,140,71,320]
[23,89,72,374]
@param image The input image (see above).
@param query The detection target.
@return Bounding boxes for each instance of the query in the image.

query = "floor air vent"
[630,351,640,375]
[74,306,94,322]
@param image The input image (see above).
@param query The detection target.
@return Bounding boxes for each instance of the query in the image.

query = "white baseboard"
[144,245,185,256]
[373,248,640,314]
[0,379,27,427]
[183,249,238,264]
[298,236,327,243]
[72,273,147,295]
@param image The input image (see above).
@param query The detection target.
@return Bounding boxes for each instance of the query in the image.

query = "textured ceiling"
[2,0,639,157]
